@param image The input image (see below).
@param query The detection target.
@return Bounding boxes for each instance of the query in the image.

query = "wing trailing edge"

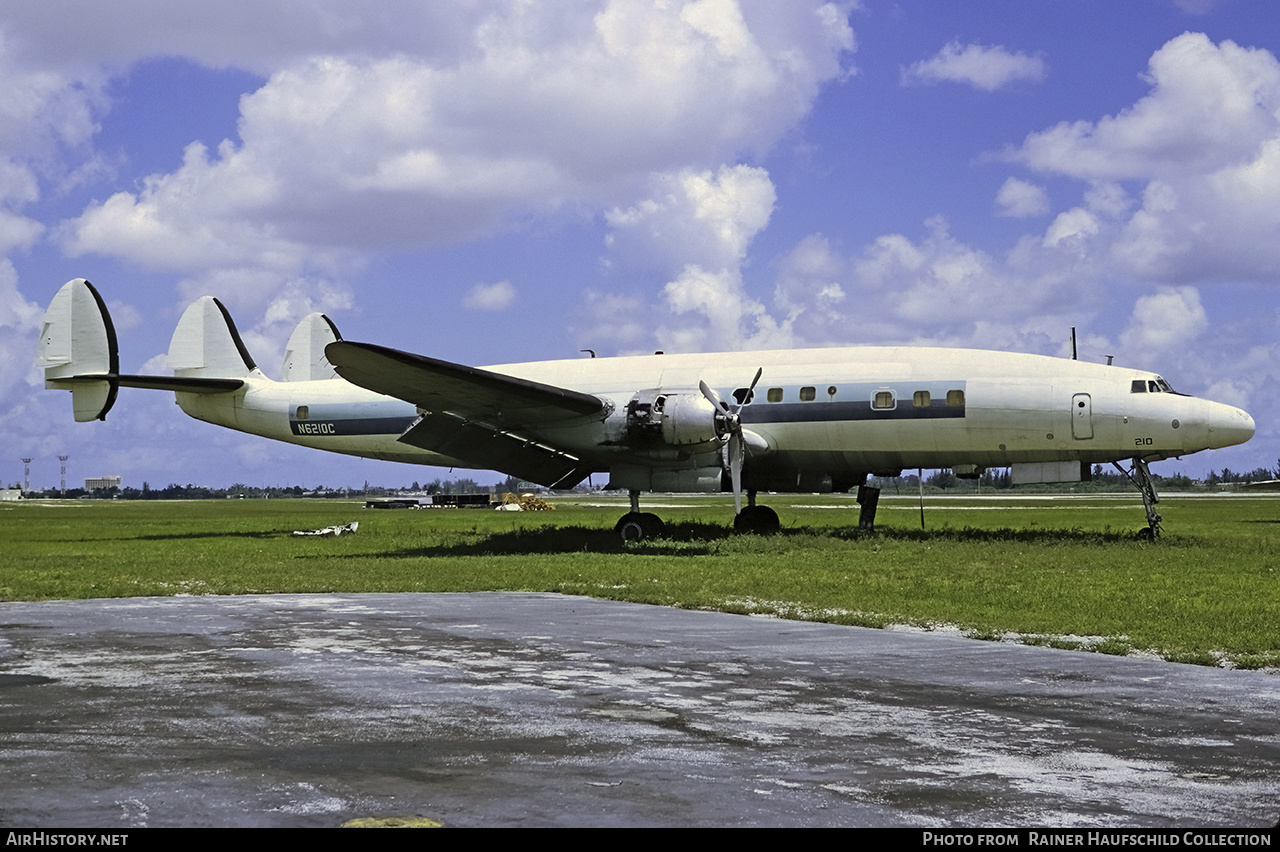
[399,411,593,489]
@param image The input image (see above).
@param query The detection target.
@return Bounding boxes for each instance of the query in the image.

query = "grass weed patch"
[2,494,1277,669]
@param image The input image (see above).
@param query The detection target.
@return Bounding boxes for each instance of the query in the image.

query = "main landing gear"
[1113,458,1162,540]
[614,489,783,541]
[733,490,779,534]
[615,490,665,542]
[615,482,886,542]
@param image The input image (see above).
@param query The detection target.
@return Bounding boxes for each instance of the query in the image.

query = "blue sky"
[3,0,1278,490]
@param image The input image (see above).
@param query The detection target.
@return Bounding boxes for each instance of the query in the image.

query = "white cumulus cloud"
[606,164,776,274]
[1013,33,1280,284]
[61,3,851,263]
[1119,286,1208,358]
[660,264,791,352]
[463,280,516,312]
[903,41,1045,91]
[1018,33,1280,181]
[46,1,853,343]
[996,177,1049,218]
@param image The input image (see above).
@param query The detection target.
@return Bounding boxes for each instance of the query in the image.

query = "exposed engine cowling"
[625,389,724,449]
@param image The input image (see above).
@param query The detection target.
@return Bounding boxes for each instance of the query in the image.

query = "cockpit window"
[1132,376,1181,395]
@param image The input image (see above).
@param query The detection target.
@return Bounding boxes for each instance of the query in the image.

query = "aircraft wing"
[326,341,606,488]
[326,341,605,422]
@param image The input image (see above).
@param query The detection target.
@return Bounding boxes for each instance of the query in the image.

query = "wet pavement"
[0,592,1276,828]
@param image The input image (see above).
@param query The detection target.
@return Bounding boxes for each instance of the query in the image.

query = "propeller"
[699,367,763,515]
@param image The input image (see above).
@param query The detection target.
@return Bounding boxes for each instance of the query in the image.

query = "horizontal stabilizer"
[50,374,243,394]
[117,375,244,393]
[327,341,606,424]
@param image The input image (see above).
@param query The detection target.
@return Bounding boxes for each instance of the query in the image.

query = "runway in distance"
[38,278,1255,540]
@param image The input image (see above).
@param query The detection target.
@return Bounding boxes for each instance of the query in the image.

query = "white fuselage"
[175,346,1255,491]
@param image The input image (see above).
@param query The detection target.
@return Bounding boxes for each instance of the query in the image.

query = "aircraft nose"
[1208,403,1255,449]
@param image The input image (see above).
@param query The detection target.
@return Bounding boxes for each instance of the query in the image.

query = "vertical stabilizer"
[38,279,120,421]
[168,296,257,379]
[281,313,342,381]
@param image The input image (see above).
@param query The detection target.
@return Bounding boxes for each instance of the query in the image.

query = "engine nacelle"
[625,389,722,449]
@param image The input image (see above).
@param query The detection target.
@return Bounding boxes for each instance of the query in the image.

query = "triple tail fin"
[280,313,342,381]
[38,279,119,421]
[38,280,246,423]
[168,296,257,380]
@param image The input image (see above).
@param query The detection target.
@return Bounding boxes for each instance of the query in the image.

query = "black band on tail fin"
[78,280,120,420]
[211,298,257,372]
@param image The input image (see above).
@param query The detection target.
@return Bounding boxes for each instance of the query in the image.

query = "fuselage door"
[1071,393,1093,440]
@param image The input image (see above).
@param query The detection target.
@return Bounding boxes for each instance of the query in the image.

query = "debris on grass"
[292,521,359,537]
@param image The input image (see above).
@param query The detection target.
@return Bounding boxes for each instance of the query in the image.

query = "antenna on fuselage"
[1071,327,1078,361]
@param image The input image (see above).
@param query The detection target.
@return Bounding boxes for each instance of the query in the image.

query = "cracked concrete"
[0,593,1276,827]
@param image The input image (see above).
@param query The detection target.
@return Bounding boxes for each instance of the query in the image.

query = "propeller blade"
[699,379,731,414]
[742,367,763,406]
[729,432,743,514]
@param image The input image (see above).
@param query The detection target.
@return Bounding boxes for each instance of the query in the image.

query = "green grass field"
[2,493,1277,669]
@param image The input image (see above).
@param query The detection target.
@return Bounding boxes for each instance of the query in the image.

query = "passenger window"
[946,389,965,407]
[296,405,309,420]
[799,386,816,401]
[732,387,754,404]
[1131,380,1147,393]
[913,391,930,408]
[873,391,896,410]
[767,387,784,403]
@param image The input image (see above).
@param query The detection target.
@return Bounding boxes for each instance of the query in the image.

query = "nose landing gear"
[1113,458,1162,540]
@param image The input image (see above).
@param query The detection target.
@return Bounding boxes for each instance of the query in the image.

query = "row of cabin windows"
[733,387,965,409]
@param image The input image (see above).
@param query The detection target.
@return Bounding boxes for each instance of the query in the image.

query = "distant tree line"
[17,474,535,500]
[871,460,1280,493]
[1201,464,1279,485]
[15,460,1277,500]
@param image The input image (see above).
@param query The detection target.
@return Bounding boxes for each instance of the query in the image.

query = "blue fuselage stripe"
[290,417,416,436]
[740,401,965,424]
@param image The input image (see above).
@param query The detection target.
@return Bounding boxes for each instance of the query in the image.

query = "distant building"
[85,476,122,492]
[0,489,21,501]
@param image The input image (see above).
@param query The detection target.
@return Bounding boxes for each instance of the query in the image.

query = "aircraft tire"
[733,505,780,535]
[616,512,664,542]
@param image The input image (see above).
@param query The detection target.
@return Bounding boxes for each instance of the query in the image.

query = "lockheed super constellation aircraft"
[38,278,1254,539]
